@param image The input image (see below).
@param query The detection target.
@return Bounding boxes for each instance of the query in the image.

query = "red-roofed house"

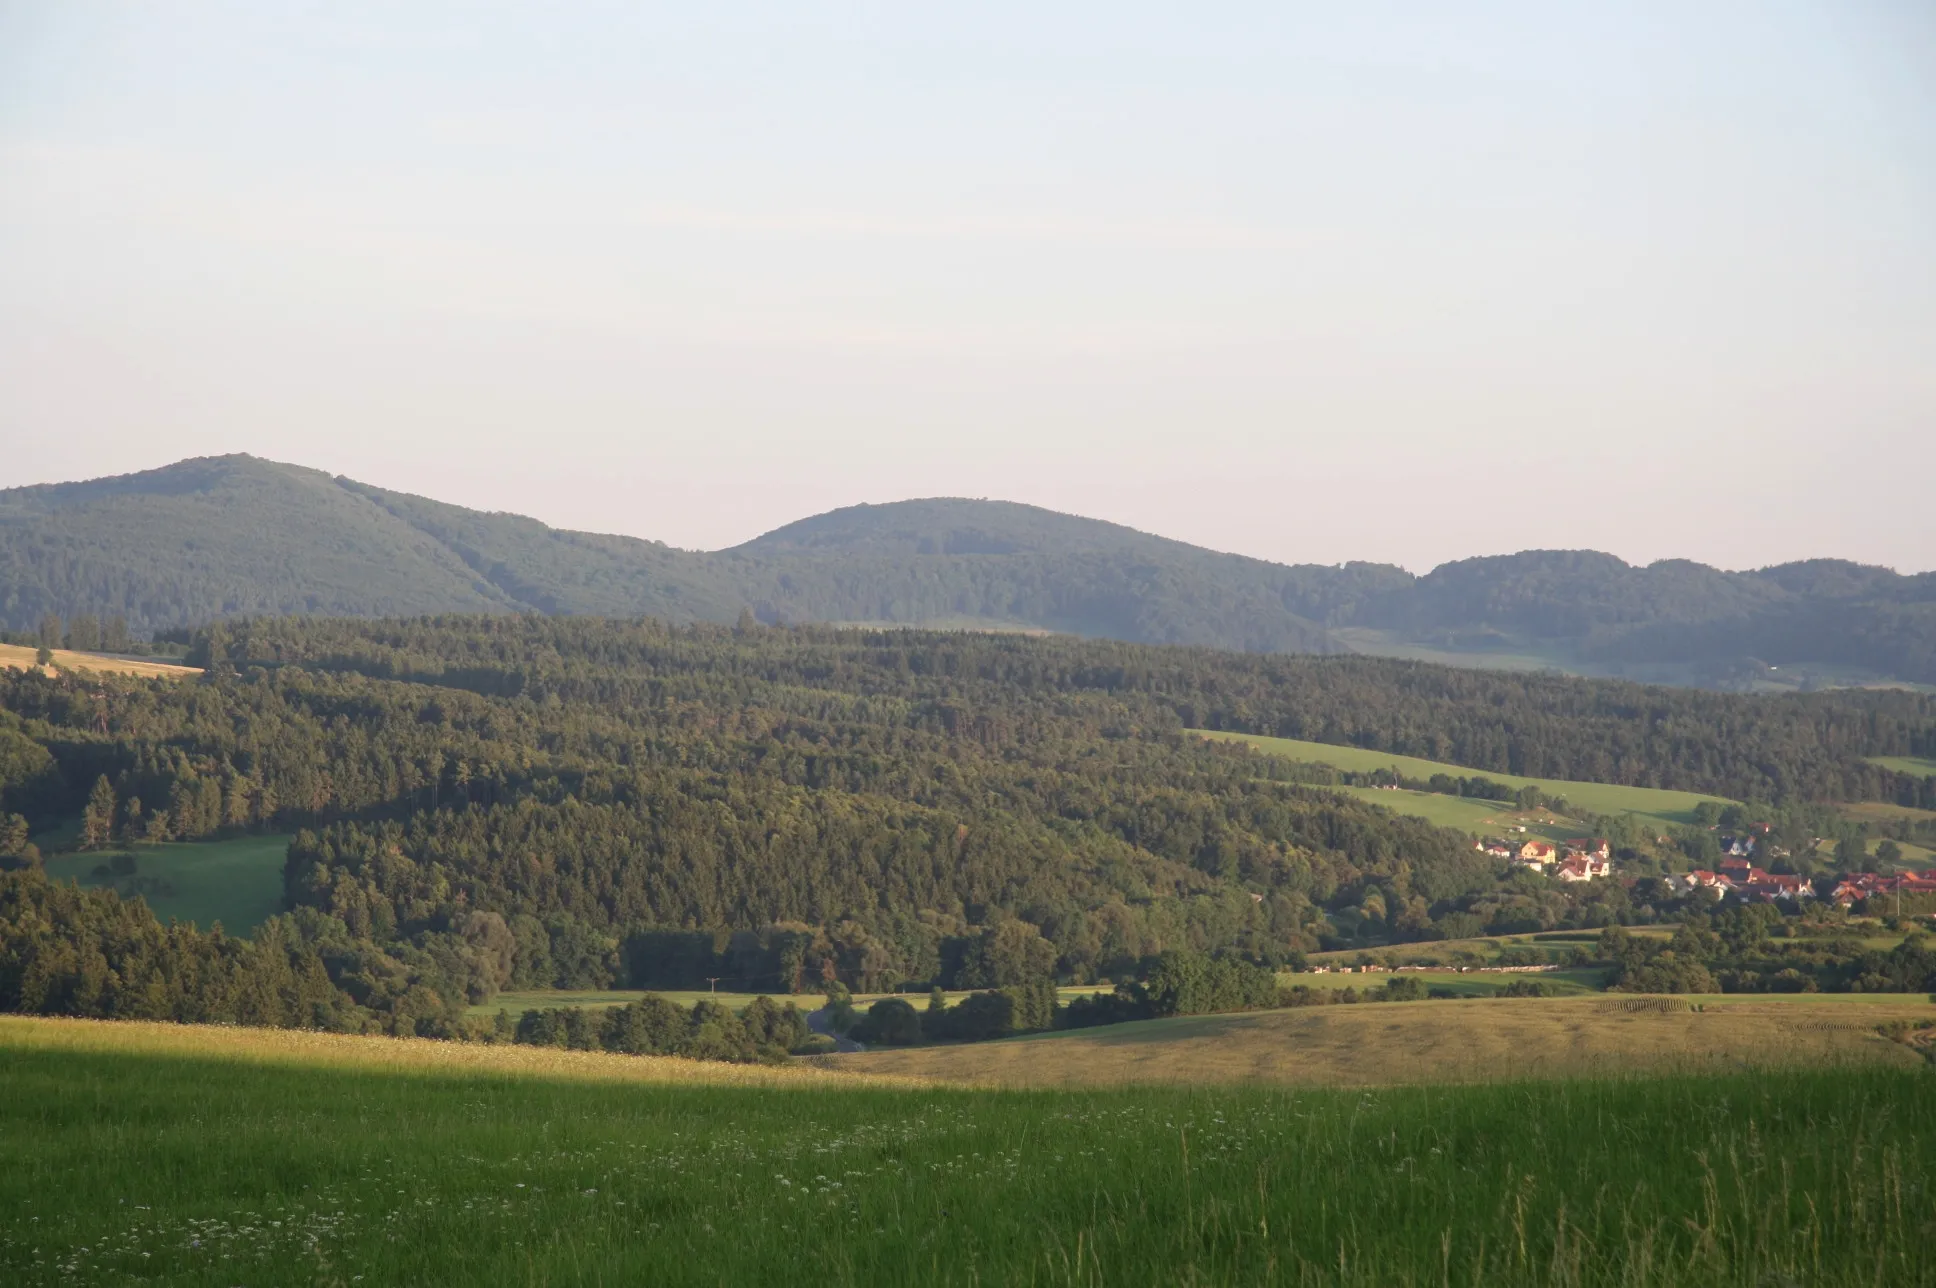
[1516,841,1557,867]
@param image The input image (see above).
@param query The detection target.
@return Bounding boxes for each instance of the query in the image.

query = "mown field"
[824,995,1936,1087]
[1289,968,1607,997]
[39,834,294,935]
[469,986,1113,1020]
[1198,730,1733,829]
[1866,754,1936,777]
[0,641,199,680]
[2,1015,1932,1286]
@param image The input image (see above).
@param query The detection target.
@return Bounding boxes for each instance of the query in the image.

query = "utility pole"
[704,976,721,995]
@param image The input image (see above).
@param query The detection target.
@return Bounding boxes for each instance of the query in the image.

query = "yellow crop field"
[0,1015,924,1089]
[819,995,1936,1088]
[0,642,200,680]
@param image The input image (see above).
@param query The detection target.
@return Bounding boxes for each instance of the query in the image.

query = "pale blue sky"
[2,2,1932,570]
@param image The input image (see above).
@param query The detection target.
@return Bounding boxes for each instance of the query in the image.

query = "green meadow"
[1867,754,1936,777]
[2,1017,1931,1287]
[470,986,1113,1020]
[39,834,293,936]
[1287,968,1607,997]
[1198,730,1734,829]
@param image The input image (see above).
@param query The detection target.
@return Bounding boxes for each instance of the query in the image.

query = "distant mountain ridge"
[1,455,1932,687]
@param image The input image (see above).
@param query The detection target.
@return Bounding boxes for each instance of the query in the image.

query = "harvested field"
[0,641,199,679]
[818,995,1936,1087]
[0,1015,912,1089]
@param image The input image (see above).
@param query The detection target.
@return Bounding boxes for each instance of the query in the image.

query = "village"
[1475,829,1936,908]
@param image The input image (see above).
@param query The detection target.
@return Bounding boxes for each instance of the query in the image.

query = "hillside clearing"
[39,834,293,935]
[1867,754,1936,777]
[818,995,1936,1087]
[1287,968,1607,997]
[1199,729,1735,827]
[467,985,1113,1019]
[0,641,199,679]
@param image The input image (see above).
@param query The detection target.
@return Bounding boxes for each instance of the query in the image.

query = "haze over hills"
[1,454,1932,687]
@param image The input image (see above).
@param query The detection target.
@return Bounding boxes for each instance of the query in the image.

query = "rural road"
[806,1007,864,1054]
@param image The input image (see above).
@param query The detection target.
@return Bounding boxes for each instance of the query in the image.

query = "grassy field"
[469,985,1113,1020]
[0,641,199,680]
[1307,927,1669,969]
[39,834,294,935]
[1288,968,1607,997]
[1867,754,1936,777]
[3,1015,1932,1286]
[1199,729,1735,828]
[1330,784,1569,836]
[826,995,1936,1088]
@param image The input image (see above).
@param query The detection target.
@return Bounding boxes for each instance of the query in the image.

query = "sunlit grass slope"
[825,995,1935,1088]
[0,641,198,679]
[1198,729,1735,827]
[2,1015,1931,1286]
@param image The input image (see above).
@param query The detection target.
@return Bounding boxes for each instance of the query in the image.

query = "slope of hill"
[3,455,1933,684]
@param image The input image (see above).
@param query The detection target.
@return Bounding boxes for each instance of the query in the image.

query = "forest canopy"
[2,614,1933,1036]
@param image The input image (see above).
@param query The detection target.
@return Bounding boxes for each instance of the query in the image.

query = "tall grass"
[1,1019,1930,1285]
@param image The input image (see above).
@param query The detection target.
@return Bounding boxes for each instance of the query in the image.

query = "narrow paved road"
[805,1006,864,1054]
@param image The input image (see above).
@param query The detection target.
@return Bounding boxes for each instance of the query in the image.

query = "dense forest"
[5,455,1934,683]
[2,616,1934,1037]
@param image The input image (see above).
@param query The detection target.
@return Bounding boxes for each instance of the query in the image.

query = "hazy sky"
[2,2,1932,572]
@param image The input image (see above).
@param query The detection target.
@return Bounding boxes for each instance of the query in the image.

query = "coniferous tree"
[81,776,117,850]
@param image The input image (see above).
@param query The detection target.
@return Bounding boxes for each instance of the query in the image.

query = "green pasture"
[1328,784,1569,836]
[1867,754,1936,777]
[3,1024,1931,1286]
[1308,926,1670,968]
[470,989,795,1018]
[1200,729,1735,828]
[1287,968,1606,997]
[40,834,293,936]
[468,985,1112,1020]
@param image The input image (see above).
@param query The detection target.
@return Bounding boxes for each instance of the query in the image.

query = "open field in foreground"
[1199,730,1733,827]
[2,1016,1931,1286]
[40,834,293,935]
[823,995,1936,1088]
[0,641,200,680]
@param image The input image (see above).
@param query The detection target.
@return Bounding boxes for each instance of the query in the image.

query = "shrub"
[855,997,922,1045]
[1379,976,1427,1002]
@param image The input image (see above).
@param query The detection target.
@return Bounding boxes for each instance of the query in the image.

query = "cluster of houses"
[1476,836,1612,882]
[1672,855,1811,901]
[1469,822,1933,911]
[1828,869,1936,907]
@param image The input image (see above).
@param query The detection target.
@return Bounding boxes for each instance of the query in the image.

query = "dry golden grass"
[818,995,1936,1088]
[0,642,200,680]
[0,1015,927,1089]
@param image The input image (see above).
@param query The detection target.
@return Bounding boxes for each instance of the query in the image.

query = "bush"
[1063,989,1147,1028]
[941,991,1017,1041]
[855,997,922,1045]
[1379,976,1427,1002]
[1497,979,1554,998]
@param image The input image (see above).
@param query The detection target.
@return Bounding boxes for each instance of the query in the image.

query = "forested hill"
[2,617,1934,1033]
[3,455,1934,683]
